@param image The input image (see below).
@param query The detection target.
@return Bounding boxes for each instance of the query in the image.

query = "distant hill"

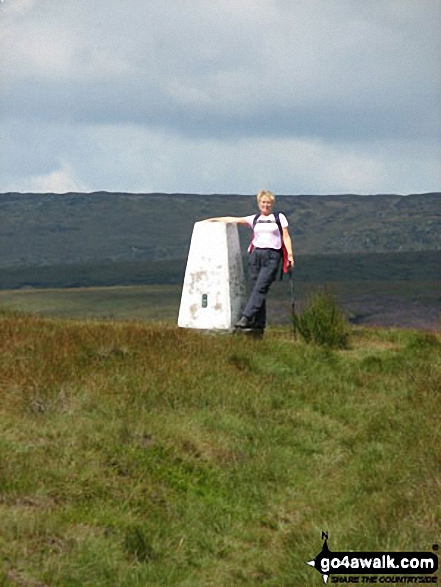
[1,192,440,268]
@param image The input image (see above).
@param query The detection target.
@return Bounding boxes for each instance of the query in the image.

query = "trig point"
[178,221,246,331]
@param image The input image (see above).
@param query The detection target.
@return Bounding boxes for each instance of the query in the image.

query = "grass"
[0,280,439,325]
[292,289,349,348]
[0,285,181,321]
[0,310,440,586]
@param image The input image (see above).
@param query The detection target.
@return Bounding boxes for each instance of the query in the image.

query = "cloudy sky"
[1,0,440,195]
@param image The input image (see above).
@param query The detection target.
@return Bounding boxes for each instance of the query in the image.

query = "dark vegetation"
[1,191,440,268]
[0,251,440,290]
[292,289,350,348]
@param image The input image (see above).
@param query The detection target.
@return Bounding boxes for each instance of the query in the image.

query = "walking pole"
[288,267,297,340]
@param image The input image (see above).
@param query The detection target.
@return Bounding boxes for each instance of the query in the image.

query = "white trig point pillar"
[178,221,246,331]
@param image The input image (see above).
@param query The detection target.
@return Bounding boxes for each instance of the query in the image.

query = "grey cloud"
[2,0,440,142]
[1,0,440,193]
[2,74,439,143]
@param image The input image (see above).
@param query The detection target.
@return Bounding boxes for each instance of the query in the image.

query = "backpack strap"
[273,211,283,238]
[248,211,289,276]
[247,213,260,253]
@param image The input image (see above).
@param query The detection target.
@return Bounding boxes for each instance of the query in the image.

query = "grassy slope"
[0,312,440,586]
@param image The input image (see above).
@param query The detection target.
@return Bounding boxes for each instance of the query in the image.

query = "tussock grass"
[293,289,349,348]
[0,312,440,586]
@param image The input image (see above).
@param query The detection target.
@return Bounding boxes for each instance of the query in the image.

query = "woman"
[208,190,294,332]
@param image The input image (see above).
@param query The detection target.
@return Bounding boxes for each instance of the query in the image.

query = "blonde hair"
[256,190,275,204]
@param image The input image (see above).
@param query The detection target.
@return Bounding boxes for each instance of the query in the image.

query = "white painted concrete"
[178,221,246,331]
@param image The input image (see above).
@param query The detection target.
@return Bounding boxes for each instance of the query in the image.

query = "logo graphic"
[307,532,439,584]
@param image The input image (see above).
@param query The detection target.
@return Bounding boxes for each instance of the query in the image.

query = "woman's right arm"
[205,216,248,224]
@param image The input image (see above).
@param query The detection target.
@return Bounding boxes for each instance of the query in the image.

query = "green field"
[0,281,439,331]
[0,285,181,321]
[0,311,439,586]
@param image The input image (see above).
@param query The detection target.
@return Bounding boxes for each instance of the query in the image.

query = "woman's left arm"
[282,227,294,268]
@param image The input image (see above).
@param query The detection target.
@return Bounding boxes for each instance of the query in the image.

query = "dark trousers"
[243,248,282,329]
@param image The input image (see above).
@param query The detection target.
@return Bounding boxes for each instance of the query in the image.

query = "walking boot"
[235,316,255,329]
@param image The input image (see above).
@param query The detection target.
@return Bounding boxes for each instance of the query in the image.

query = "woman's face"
[258,196,273,216]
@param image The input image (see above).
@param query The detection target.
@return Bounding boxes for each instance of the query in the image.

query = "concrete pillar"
[178,221,246,331]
